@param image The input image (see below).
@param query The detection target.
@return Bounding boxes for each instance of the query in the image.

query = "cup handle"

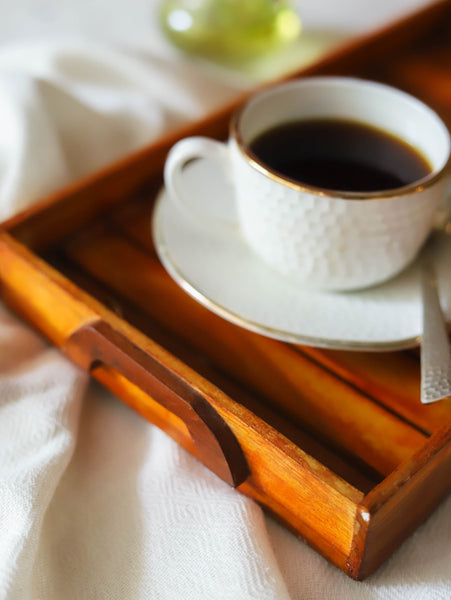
[164,136,237,227]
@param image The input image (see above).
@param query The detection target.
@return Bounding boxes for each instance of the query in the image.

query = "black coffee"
[249,118,432,192]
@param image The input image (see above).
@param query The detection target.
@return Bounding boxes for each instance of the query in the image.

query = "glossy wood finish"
[62,219,428,476]
[65,320,249,487]
[1,0,451,580]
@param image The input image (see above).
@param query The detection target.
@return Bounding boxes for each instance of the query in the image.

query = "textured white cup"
[164,77,450,290]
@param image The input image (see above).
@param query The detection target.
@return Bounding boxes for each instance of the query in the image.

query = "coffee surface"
[249,119,432,192]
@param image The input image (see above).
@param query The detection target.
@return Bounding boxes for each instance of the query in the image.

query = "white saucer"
[152,157,451,351]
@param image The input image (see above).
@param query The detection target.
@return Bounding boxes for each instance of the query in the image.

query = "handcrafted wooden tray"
[1,0,451,580]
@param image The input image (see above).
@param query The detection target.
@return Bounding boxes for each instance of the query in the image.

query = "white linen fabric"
[0,40,242,221]
[0,26,450,600]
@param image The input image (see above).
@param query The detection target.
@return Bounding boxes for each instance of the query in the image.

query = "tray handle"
[64,320,249,487]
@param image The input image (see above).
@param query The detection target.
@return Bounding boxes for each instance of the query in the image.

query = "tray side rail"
[0,231,247,487]
[0,229,365,574]
[65,320,249,487]
[349,425,451,579]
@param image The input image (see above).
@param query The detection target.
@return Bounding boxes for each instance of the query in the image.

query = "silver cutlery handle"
[421,247,451,404]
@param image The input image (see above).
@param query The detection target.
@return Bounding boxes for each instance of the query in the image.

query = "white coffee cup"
[164,77,450,291]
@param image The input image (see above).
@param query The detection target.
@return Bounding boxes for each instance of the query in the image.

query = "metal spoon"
[420,200,451,404]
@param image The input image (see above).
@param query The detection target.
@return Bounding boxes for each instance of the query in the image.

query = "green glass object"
[159,0,301,64]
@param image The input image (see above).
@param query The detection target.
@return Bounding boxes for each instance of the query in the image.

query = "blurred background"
[0,0,433,79]
[0,0,431,47]
[0,0,434,148]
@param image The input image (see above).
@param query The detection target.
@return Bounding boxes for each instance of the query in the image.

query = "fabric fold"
[0,305,88,600]
[0,41,166,219]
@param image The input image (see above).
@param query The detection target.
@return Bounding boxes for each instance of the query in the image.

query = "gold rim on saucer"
[152,188,425,352]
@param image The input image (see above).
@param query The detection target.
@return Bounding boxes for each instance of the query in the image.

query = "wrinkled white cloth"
[0,45,160,219]
[1,12,451,600]
[0,40,243,221]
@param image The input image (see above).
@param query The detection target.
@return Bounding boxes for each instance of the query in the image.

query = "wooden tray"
[1,0,451,580]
